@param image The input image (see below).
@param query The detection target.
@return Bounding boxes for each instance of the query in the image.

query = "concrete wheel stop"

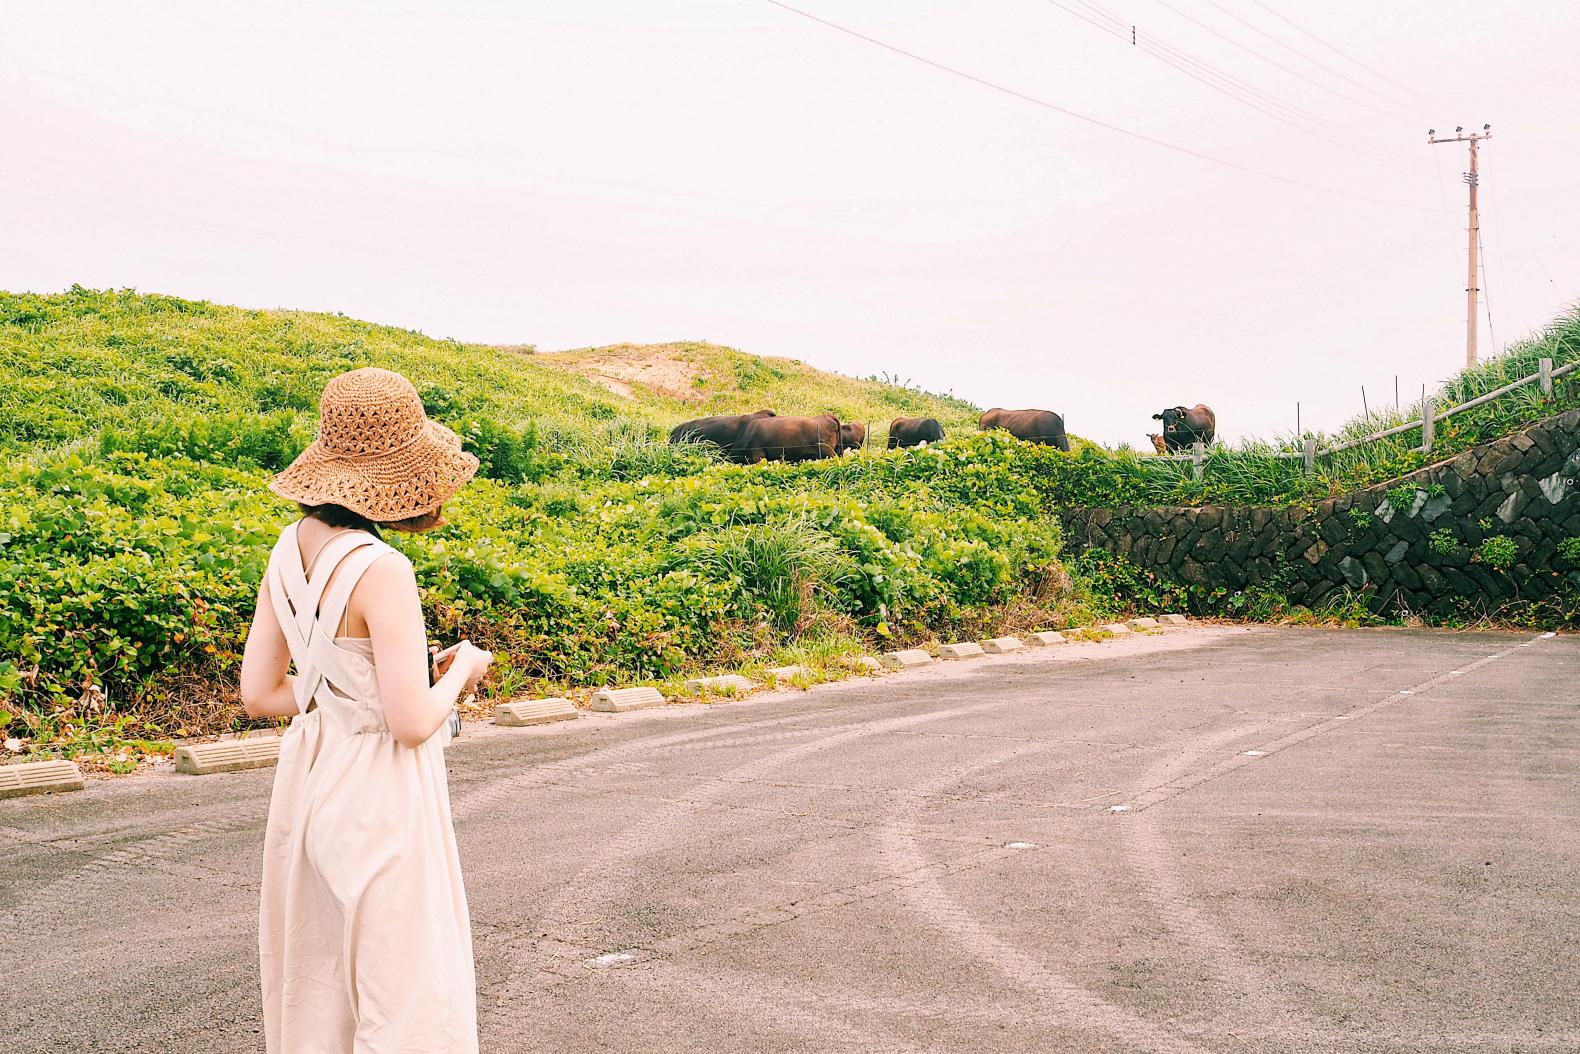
[590,687,666,713]
[175,737,281,775]
[0,759,85,798]
[685,674,756,695]
[495,697,579,727]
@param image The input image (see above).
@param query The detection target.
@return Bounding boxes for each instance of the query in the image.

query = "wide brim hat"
[270,367,480,522]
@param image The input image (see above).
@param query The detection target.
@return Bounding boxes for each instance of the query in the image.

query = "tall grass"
[1081,306,1580,507]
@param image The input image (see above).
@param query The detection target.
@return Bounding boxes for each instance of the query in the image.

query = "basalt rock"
[1057,411,1580,617]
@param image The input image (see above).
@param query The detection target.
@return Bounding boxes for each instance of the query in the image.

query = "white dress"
[258,522,477,1053]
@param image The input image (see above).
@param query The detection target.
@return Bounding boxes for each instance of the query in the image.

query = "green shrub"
[1477,535,1518,570]
[1559,538,1580,563]
[1386,486,1419,512]
[1428,529,1457,556]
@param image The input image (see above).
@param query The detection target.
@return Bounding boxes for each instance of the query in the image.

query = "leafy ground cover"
[1047,307,1580,509]
[0,288,1100,763]
[2,287,1573,766]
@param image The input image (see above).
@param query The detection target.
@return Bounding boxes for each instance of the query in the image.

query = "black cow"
[669,409,775,461]
[979,408,1069,451]
[736,414,841,463]
[887,417,944,449]
[1150,404,1216,451]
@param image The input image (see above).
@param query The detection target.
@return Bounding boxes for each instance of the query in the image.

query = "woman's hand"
[443,640,493,693]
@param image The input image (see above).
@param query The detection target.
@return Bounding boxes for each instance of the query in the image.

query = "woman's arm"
[362,553,486,748]
[239,577,300,719]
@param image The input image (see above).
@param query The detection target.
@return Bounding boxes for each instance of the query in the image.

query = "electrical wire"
[1247,0,1450,111]
[1147,0,1416,124]
[1479,225,1497,354]
[763,0,1436,213]
[1043,0,1436,175]
[1049,0,1434,171]
[1196,0,1416,109]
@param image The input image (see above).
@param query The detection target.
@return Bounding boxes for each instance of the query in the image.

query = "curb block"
[881,649,934,670]
[1159,613,1189,626]
[939,642,986,660]
[590,687,666,713]
[495,697,579,727]
[1126,617,1161,631]
[1101,623,1133,636]
[1026,631,1067,646]
[853,656,884,671]
[980,637,1026,654]
[0,759,85,798]
[685,674,755,695]
[175,737,280,775]
[767,665,808,682]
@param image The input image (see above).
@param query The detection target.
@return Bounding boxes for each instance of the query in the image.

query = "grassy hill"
[3,287,1574,765]
[0,288,1089,762]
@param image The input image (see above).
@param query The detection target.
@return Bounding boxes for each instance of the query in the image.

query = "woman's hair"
[298,503,444,535]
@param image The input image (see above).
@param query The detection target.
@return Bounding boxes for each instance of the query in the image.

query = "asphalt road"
[3,626,1577,1053]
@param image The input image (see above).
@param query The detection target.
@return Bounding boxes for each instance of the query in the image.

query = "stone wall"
[1059,409,1580,616]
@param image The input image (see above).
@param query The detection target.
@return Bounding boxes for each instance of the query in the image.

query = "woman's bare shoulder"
[361,547,416,586]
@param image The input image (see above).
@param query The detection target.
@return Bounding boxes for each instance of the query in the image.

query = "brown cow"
[888,417,944,448]
[1146,433,1168,454]
[737,414,841,463]
[669,409,776,462]
[1151,404,1216,451]
[837,422,867,454]
[978,408,1069,451]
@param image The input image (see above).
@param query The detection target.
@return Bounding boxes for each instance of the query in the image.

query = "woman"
[240,366,492,1053]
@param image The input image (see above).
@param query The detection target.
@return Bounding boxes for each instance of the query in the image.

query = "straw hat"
[270,367,479,522]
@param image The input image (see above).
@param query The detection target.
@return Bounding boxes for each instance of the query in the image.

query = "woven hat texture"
[269,367,479,522]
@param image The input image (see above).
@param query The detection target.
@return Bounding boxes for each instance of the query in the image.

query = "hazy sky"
[3,1,1575,445]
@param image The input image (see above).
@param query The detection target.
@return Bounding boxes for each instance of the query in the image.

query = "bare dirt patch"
[538,345,706,402]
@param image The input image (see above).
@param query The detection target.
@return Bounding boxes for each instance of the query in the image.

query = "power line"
[1196,0,1416,109]
[1147,0,1416,125]
[1247,0,1450,111]
[1045,0,1435,176]
[763,0,1436,213]
[1479,226,1497,354]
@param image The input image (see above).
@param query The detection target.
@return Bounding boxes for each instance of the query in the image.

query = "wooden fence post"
[1302,437,1317,474]
[1191,441,1205,481]
[1420,395,1436,453]
[1540,357,1553,395]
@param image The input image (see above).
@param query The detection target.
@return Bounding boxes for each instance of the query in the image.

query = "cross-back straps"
[267,522,393,715]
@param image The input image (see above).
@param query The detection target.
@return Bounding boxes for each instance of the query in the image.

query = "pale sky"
[3,1,1576,446]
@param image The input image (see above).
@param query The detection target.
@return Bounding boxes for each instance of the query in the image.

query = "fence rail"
[1148,356,1573,477]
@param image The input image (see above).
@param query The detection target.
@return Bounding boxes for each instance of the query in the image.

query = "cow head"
[1146,433,1167,454]
[838,422,867,453]
[1153,406,1189,432]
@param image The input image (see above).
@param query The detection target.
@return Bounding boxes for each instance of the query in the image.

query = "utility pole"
[1428,124,1491,370]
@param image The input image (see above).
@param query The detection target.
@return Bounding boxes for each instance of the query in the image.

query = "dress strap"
[265,524,388,715]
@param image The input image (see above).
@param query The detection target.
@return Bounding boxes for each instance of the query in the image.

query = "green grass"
[3,286,1574,765]
[1044,306,1580,509]
[0,287,1105,763]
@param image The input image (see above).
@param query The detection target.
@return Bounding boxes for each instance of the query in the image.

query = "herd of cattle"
[669,403,1216,463]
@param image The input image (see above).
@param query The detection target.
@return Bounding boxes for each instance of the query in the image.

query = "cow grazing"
[1150,404,1216,451]
[669,409,776,462]
[978,408,1069,451]
[838,422,867,454]
[888,417,944,449]
[737,414,841,463]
